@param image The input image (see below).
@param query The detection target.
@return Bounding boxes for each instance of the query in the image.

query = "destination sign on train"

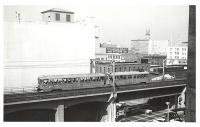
[106,47,128,53]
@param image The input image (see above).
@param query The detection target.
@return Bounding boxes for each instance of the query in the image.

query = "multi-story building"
[141,55,167,66]
[95,42,128,62]
[166,44,188,65]
[41,8,74,23]
[122,51,146,63]
[131,30,169,55]
[149,40,169,55]
[4,8,95,87]
[90,61,150,74]
[131,39,149,54]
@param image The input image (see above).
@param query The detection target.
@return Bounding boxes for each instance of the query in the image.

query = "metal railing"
[4,86,38,95]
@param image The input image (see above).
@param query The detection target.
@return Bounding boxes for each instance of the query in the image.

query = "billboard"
[106,47,128,53]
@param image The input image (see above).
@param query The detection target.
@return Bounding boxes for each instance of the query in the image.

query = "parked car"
[151,74,174,81]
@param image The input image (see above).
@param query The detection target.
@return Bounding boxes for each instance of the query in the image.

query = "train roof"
[38,71,149,80]
[38,73,105,80]
[110,71,149,76]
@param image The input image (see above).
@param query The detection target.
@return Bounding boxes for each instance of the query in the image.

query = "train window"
[123,75,126,79]
[108,68,110,73]
[129,67,131,71]
[128,75,132,79]
[124,67,126,72]
[100,77,104,81]
[134,75,136,78]
[137,75,140,78]
[81,78,84,82]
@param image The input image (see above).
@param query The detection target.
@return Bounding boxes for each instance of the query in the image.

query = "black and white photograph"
[2,0,197,123]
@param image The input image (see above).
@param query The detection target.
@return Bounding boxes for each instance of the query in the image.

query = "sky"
[4,5,189,48]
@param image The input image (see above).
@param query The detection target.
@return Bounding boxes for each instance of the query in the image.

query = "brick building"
[90,60,150,74]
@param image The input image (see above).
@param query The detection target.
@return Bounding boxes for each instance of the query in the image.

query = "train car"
[37,73,106,92]
[109,71,150,85]
[37,71,150,92]
[150,65,187,75]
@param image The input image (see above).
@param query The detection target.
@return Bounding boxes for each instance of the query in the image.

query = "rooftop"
[110,71,149,76]
[41,8,74,14]
[95,61,148,65]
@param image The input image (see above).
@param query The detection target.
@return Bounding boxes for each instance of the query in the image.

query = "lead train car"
[37,71,150,92]
[37,73,107,92]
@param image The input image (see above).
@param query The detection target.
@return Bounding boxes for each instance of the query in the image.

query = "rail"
[4,79,186,105]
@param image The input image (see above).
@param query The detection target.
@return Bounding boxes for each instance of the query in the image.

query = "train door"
[132,74,137,84]
[127,75,132,84]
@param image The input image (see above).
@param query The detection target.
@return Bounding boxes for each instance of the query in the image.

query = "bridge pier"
[55,104,64,122]
[100,93,117,122]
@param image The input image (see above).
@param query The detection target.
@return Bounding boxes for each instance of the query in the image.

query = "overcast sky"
[4,5,189,47]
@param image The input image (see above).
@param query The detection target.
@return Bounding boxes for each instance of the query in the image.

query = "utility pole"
[111,60,117,122]
[162,59,166,81]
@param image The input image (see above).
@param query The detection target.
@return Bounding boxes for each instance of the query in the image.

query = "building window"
[170,48,172,51]
[55,13,60,21]
[170,52,172,55]
[48,16,51,22]
[66,15,71,22]
[124,67,126,72]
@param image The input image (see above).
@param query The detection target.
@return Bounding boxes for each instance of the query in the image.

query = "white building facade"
[166,45,188,65]
[95,43,127,62]
[4,8,95,88]
[148,40,169,55]
[131,30,169,55]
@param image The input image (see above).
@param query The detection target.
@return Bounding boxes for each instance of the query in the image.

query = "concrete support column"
[55,104,64,122]
[112,102,116,122]
[106,96,117,122]
[107,103,112,122]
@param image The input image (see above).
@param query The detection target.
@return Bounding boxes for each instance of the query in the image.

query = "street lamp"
[165,102,170,122]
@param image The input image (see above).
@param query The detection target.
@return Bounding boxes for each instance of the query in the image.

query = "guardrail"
[4,87,38,95]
